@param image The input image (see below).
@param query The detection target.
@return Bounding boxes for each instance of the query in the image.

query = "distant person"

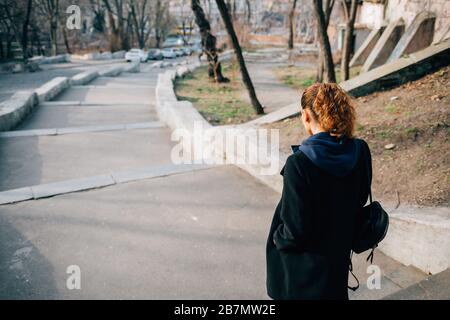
[266,83,372,300]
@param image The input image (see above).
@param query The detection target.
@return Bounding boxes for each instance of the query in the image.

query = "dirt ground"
[266,65,450,207]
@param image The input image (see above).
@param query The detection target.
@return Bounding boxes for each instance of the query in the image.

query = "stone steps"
[349,250,427,300]
[383,268,450,300]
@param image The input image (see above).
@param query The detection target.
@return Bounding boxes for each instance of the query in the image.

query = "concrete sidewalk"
[242,61,300,114]
[0,59,129,103]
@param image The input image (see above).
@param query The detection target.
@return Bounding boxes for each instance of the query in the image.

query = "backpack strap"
[348,251,360,291]
[359,139,373,204]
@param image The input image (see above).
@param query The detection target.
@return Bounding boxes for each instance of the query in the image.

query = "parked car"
[125,49,147,62]
[192,44,202,53]
[182,47,193,56]
[173,48,184,57]
[147,49,163,60]
[162,48,177,59]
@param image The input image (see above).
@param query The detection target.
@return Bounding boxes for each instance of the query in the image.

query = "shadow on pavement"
[0,215,59,299]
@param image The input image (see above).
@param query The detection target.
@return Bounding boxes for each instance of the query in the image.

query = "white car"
[182,47,193,56]
[174,48,184,57]
[125,49,147,62]
[162,48,177,59]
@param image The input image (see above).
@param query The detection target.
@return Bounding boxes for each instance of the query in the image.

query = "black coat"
[266,139,371,300]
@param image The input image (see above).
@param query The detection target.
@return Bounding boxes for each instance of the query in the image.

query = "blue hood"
[294,132,360,177]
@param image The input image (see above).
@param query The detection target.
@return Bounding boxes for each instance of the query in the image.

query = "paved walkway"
[241,50,301,113]
[243,61,300,113]
[0,59,129,103]
[0,62,280,299]
[0,60,426,299]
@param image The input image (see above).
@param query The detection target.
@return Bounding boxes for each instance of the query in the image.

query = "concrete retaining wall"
[350,26,386,67]
[388,12,436,63]
[379,205,450,275]
[362,19,405,72]
[342,38,450,97]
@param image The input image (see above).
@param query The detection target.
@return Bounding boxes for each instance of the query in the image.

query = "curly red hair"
[301,83,356,138]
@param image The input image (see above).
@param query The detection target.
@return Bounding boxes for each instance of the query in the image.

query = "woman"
[266,83,371,300]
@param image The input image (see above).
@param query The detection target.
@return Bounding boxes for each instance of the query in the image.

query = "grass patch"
[174,64,258,125]
[274,65,316,90]
[385,103,397,113]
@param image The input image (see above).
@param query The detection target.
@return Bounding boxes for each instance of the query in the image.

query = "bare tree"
[288,0,298,50]
[130,0,151,49]
[191,0,229,83]
[202,0,212,22]
[103,0,131,51]
[154,0,174,48]
[154,0,163,48]
[315,0,334,82]
[90,0,106,33]
[340,0,357,81]
[0,0,34,61]
[178,0,194,45]
[215,0,264,114]
[314,0,336,83]
[36,0,60,56]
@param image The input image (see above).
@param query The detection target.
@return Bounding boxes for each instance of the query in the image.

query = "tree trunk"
[316,0,334,82]
[215,0,264,115]
[103,0,123,51]
[288,0,298,50]
[50,16,58,56]
[50,0,60,56]
[130,0,145,49]
[313,0,336,83]
[245,0,251,24]
[0,36,4,60]
[191,0,229,83]
[7,35,13,59]
[21,0,33,61]
[62,26,72,54]
[340,0,357,81]
[316,49,324,82]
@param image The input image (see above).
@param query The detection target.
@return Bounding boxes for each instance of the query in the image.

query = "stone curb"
[35,77,70,104]
[0,164,213,205]
[0,91,38,131]
[29,54,70,65]
[0,121,165,138]
[123,61,140,73]
[70,50,125,61]
[70,70,99,86]
[0,60,141,132]
[99,65,125,77]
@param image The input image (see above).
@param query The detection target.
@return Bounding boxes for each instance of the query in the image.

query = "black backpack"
[348,140,389,291]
